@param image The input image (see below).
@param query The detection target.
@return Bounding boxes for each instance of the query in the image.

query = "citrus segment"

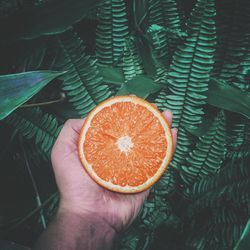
[78,96,173,193]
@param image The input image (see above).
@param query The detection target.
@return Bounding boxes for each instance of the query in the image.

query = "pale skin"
[34,110,177,250]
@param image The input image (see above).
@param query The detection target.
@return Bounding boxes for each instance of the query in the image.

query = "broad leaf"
[207,78,250,118]
[0,0,102,41]
[0,71,64,120]
[135,34,159,76]
[99,66,125,87]
[116,75,161,99]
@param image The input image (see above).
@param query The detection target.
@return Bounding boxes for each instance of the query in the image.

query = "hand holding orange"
[78,96,174,193]
[51,102,176,232]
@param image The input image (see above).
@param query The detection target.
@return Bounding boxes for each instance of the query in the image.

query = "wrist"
[57,204,118,248]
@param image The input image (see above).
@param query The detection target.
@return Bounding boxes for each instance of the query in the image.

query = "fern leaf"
[180,111,227,186]
[122,37,144,81]
[214,0,250,81]
[4,107,61,154]
[141,196,170,230]
[167,0,216,129]
[55,30,111,117]
[148,0,183,65]
[186,156,250,209]
[153,169,176,195]
[164,0,216,168]
[226,118,250,160]
[96,0,129,67]
[231,34,250,91]
[186,207,245,250]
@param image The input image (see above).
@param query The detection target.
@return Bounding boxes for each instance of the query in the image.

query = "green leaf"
[116,75,161,98]
[147,0,184,66]
[135,34,158,76]
[0,71,64,120]
[180,111,227,186]
[122,37,144,81]
[207,78,250,118]
[55,30,111,117]
[96,0,129,66]
[99,66,125,87]
[4,107,62,154]
[234,218,250,250]
[164,0,217,168]
[0,0,103,41]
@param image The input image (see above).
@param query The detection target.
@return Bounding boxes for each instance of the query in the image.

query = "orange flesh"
[83,101,168,187]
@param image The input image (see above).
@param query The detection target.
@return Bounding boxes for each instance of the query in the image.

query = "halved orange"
[78,96,173,193]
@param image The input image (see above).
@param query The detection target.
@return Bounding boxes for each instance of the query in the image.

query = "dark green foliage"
[186,157,250,209]
[55,30,111,117]
[214,0,250,81]
[167,0,216,129]
[0,0,103,41]
[235,218,250,250]
[117,75,161,98]
[96,0,129,66]
[186,207,245,250]
[165,0,217,168]
[1,0,250,249]
[122,37,144,81]
[207,78,250,118]
[0,71,63,120]
[4,107,61,154]
[148,0,183,65]
[181,111,226,186]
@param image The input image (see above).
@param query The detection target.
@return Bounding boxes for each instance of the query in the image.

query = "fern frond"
[122,37,144,81]
[118,227,154,250]
[231,36,250,91]
[154,87,170,111]
[148,0,183,65]
[96,0,129,67]
[4,107,61,154]
[164,0,216,168]
[186,156,250,209]
[153,170,176,195]
[141,196,170,230]
[226,118,250,160]
[55,30,111,117]
[186,207,245,250]
[180,111,227,186]
[214,0,250,81]
[167,0,216,129]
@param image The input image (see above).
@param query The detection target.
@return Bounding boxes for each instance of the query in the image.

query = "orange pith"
[78,96,173,193]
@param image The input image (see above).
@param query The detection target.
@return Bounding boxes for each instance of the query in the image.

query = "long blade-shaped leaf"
[207,78,250,118]
[0,71,64,120]
[0,0,102,41]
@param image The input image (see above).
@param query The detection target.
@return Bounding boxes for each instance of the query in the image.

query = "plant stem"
[19,136,47,229]
[4,193,58,233]
[20,92,66,108]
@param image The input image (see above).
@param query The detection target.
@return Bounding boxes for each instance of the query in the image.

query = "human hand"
[51,110,177,234]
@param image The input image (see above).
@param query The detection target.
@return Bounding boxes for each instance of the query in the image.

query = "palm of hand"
[51,111,176,232]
